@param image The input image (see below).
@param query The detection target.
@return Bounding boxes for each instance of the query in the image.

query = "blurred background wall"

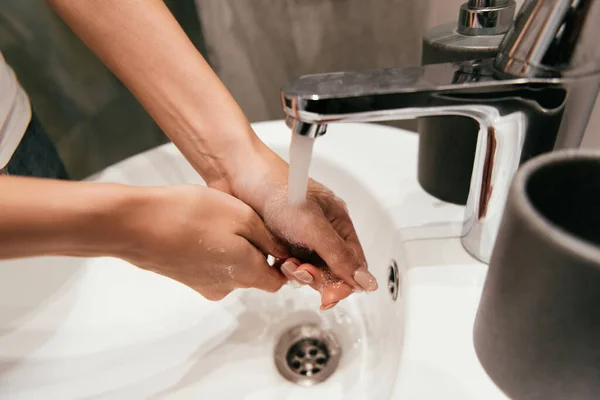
[0,0,206,178]
[1,0,598,178]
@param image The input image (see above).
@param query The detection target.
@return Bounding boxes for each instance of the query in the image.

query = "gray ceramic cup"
[474,150,600,400]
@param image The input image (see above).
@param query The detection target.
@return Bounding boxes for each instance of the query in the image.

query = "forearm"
[46,0,267,191]
[0,176,144,260]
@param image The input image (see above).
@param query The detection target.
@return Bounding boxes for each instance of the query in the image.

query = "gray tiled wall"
[0,0,206,179]
[195,0,428,132]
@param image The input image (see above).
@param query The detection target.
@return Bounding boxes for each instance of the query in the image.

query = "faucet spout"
[282,59,568,262]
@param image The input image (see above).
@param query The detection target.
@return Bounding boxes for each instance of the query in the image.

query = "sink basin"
[0,121,508,399]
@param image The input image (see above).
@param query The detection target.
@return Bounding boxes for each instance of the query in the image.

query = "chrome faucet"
[281,0,600,263]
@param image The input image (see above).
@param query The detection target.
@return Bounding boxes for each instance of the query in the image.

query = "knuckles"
[237,203,260,225]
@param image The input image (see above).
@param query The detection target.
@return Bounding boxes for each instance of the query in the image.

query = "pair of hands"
[42,0,378,310]
[127,148,377,310]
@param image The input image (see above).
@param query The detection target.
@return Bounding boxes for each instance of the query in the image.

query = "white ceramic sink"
[0,121,508,399]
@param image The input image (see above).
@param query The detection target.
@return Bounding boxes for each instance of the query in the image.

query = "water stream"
[287,134,316,204]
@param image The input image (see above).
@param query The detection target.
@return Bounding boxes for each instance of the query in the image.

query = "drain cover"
[274,324,342,386]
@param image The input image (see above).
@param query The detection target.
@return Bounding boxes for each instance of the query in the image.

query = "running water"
[287,134,316,204]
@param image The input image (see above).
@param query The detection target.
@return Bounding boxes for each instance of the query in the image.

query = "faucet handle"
[496,0,600,78]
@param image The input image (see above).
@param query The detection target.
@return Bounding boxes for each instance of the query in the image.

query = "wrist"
[222,139,290,212]
[0,178,157,260]
[66,184,158,260]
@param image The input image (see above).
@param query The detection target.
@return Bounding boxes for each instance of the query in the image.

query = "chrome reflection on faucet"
[281,0,600,263]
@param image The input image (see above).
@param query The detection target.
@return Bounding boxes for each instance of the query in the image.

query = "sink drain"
[388,260,400,301]
[274,324,341,386]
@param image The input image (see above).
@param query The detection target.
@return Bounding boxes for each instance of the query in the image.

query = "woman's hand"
[123,185,289,301]
[216,144,378,309]
[280,256,355,311]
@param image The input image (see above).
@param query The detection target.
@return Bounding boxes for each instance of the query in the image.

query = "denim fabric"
[4,112,68,179]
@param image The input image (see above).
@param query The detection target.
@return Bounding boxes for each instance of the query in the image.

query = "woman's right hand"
[123,185,289,301]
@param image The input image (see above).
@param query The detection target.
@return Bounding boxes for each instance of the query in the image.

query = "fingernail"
[281,261,296,275]
[353,268,378,291]
[292,270,314,284]
[280,268,295,281]
[321,301,339,311]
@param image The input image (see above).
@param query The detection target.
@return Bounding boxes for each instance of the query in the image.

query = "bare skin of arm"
[0,176,288,299]
[45,0,377,307]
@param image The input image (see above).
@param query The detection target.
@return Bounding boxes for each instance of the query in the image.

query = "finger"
[281,258,313,285]
[279,258,298,282]
[143,263,235,302]
[294,263,354,309]
[281,258,354,307]
[273,257,295,281]
[237,241,287,293]
[332,211,368,266]
[278,260,303,288]
[308,215,377,292]
[321,196,373,288]
[238,210,289,259]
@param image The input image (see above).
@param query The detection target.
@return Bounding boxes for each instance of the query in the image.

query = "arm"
[0,176,286,298]
[46,0,378,305]
[46,0,258,192]
[0,176,141,259]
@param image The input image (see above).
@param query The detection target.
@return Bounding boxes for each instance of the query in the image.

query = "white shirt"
[0,51,31,168]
